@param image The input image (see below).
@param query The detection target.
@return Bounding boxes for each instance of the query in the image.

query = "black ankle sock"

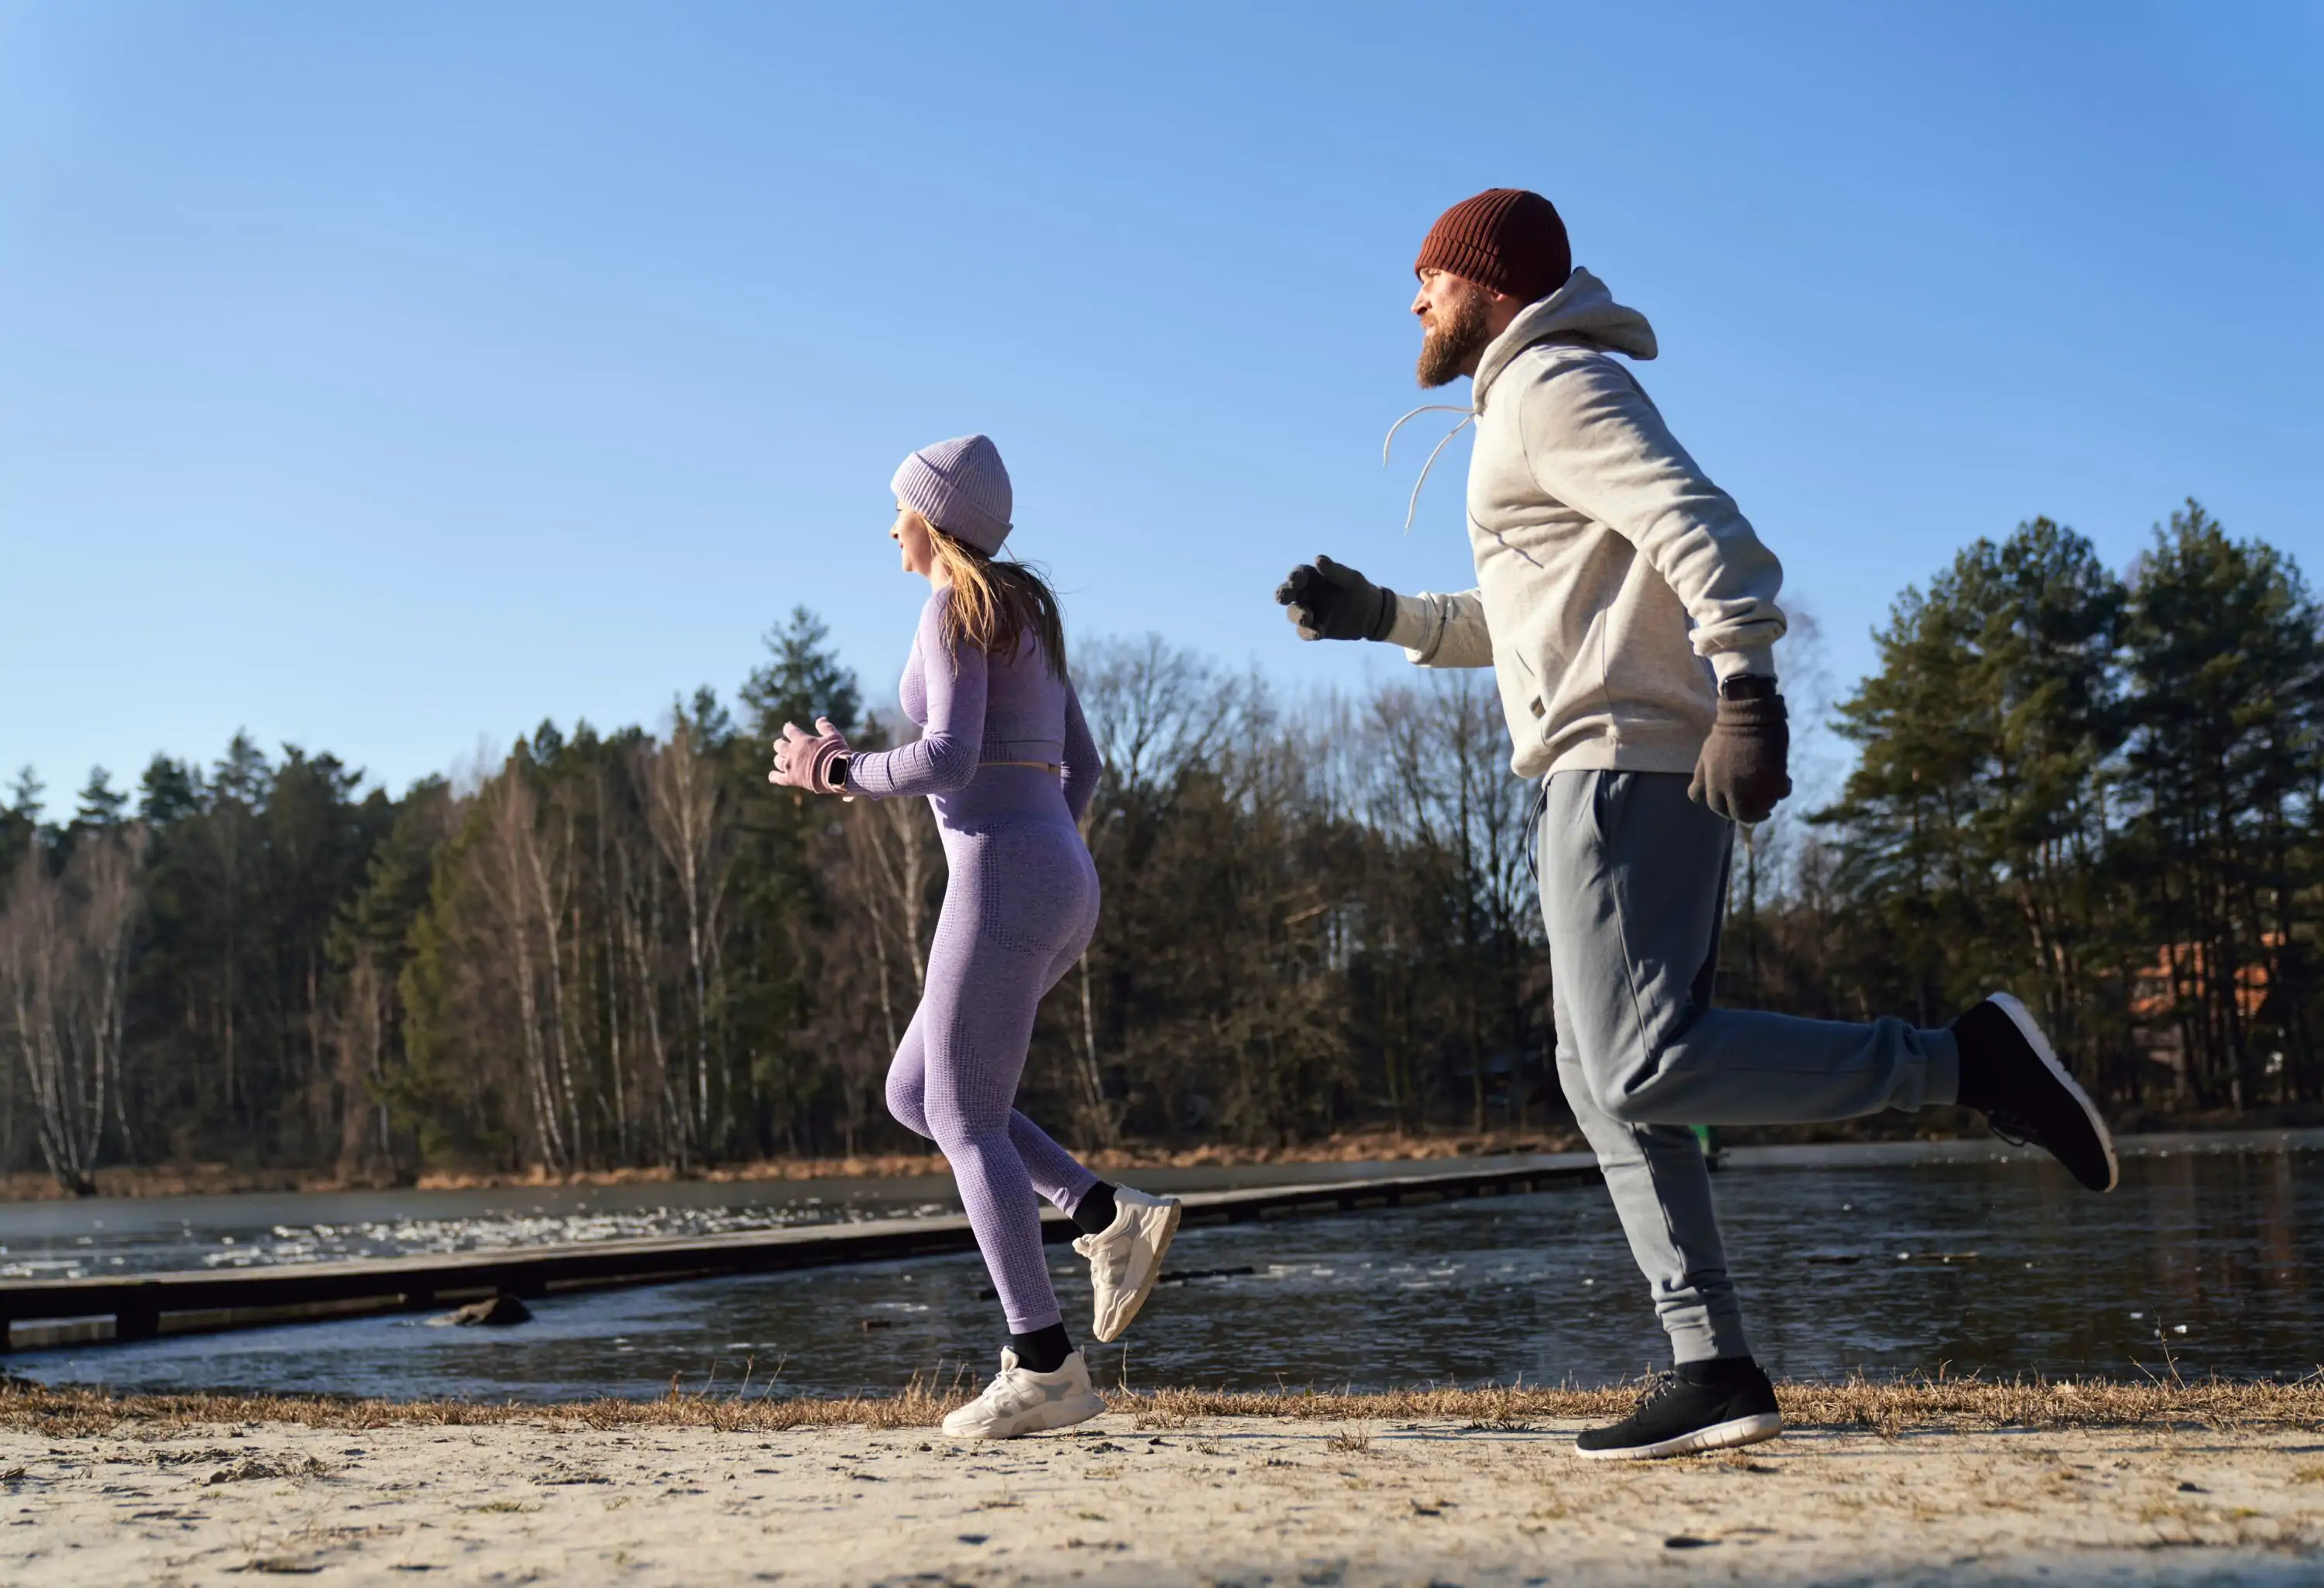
[1071,1183,1119,1237]
[1676,1355,1758,1388]
[1010,1323,1074,1375]
[1951,999,2007,1112]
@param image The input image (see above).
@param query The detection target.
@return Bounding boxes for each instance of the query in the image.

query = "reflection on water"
[9,1139,2318,1399]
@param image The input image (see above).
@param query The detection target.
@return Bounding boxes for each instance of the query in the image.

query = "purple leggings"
[885,803,1102,1332]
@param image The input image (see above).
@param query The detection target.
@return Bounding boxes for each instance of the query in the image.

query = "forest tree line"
[2,501,2319,1192]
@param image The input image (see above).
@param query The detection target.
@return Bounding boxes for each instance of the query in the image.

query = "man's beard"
[1416,289,1492,387]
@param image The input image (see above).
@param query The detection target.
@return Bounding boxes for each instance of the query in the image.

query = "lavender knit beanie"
[892,434,1013,555]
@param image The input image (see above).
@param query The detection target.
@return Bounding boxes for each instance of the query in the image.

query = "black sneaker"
[1953,992,2117,1192]
[1573,1361,1783,1461]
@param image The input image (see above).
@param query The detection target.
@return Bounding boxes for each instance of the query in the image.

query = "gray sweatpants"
[1540,770,1961,1363]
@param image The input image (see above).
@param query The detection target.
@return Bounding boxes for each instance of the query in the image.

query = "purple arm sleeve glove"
[843,592,988,799]
[1061,682,1103,824]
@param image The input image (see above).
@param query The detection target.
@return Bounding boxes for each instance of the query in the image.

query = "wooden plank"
[1,1159,1596,1349]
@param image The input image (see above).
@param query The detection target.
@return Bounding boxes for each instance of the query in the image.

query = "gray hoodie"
[1386,269,1786,782]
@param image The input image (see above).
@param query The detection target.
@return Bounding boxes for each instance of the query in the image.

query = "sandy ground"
[5,1411,2320,1586]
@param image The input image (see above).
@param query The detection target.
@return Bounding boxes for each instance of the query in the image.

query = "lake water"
[0,1156,1503,1280]
[4,1133,2317,1400]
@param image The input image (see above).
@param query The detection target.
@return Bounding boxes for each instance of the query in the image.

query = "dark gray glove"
[1688,680,1792,824]
[1274,555,1398,642]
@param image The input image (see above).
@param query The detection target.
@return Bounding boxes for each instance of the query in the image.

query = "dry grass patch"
[0,1377,965,1439]
[4,1373,2317,1442]
[0,1129,1588,1201]
[1111,1375,2324,1435]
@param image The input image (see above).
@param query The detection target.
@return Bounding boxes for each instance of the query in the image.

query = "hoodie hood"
[1471,268,1657,411]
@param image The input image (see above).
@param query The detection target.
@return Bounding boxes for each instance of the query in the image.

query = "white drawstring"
[1383,403,1475,532]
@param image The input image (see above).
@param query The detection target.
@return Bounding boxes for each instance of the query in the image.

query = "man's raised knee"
[1592,1071,1665,1126]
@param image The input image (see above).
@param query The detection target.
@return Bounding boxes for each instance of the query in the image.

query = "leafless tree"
[844,779,940,1026]
[470,771,572,1169]
[638,721,734,1152]
[331,945,394,1178]
[809,715,945,1156]
[610,810,686,1166]
[1066,637,1237,1144]
[0,828,148,1194]
[1367,672,1541,1131]
[1078,634,1229,796]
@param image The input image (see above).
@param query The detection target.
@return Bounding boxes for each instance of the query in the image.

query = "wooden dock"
[0,1158,1597,1352]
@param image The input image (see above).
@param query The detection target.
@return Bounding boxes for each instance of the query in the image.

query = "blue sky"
[4,2,2318,806]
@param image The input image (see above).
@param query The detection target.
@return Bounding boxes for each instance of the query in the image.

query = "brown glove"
[1688,680,1791,825]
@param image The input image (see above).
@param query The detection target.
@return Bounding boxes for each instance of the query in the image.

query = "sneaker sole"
[1092,1199,1182,1344]
[1989,992,2119,1193]
[941,1389,1105,1441]
[1572,1411,1783,1462]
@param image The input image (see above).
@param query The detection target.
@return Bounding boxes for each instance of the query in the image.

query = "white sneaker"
[940,1349,1105,1440]
[1072,1184,1182,1343]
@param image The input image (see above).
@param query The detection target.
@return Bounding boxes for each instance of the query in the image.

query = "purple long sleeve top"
[843,586,1102,824]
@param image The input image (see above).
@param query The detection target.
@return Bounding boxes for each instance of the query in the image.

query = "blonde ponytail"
[929,527,1067,679]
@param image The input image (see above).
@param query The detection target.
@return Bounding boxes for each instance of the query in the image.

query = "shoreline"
[6,1109,2319,1205]
[5,1380,2318,1585]
[0,1128,1576,1203]
[7,1375,2322,1434]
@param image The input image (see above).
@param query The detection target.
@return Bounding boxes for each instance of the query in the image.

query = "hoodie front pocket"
[1498,644,1549,737]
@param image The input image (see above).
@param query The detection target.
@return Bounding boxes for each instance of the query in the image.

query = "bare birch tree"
[610,812,687,1166]
[0,828,147,1194]
[638,722,733,1152]
[471,771,571,1170]
[332,945,394,1177]
[1066,636,1229,1145]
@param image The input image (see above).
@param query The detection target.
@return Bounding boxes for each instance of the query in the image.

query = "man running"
[1274,188,2116,1460]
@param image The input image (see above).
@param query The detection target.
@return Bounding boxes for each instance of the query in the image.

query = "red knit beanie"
[1414,189,1572,304]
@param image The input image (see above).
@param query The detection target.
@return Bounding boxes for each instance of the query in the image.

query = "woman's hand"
[768,718,852,795]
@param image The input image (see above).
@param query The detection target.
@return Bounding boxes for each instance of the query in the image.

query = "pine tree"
[0,765,41,885]
[74,768,129,827]
[1817,520,2126,1070]
[730,609,866,1157]
[741,607,863,740]
[2118,502,2324,1107]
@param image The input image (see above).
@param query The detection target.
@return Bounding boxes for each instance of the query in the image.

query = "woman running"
[768,433,1181,1439]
